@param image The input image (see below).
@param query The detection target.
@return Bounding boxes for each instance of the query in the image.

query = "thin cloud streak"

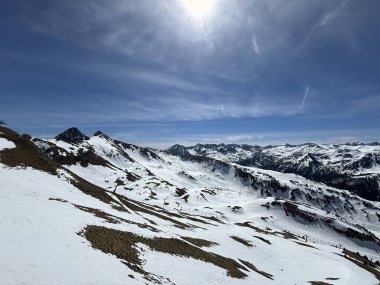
[252,33,260,55]
[297,0,351,49]
[1,0,379,144]
[300,86,309,111]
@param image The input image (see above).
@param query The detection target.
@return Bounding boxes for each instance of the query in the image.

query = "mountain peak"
[55,127,89,143]
[166,144,189,156]
[93,130,105,137]
[93,130,112,140]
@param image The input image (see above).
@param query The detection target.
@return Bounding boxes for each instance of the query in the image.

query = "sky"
[0,0,379,148]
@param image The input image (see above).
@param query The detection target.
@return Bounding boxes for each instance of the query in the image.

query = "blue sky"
[1,0,379,148]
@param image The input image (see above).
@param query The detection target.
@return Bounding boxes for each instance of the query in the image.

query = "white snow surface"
[1,132,379,284]
[0,137,16,150]
[188,143,380,175]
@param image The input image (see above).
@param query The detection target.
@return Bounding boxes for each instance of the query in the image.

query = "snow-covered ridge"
[178,143,380,201]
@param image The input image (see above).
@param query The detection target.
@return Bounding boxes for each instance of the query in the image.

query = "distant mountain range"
[168,142,380,201]
[1,126,380,285]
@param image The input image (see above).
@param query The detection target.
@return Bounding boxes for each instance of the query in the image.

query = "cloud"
[251,33,260,55]
[300,86,309,111]
[220,104,226,116]
[117,128,380,149]
[319,0,350,26]
[225,134,254,142]
[1,0,379,143]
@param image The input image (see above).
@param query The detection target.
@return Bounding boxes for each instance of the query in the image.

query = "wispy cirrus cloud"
[1,0,379,143]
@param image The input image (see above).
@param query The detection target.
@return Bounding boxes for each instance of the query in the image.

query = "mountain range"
[1,126,380,285]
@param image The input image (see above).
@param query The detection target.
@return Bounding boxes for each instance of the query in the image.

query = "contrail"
[220,104,226,116]
[300,86,309,111]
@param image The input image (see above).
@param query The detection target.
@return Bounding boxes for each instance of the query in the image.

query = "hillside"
[1,126,380,285]
[180,143,380,201]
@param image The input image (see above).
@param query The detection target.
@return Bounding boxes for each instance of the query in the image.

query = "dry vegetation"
[230,236,254,248]
[0,127,58,174]
[238,259,273,280]
[181,236,218,247]
[253,235,271,245]
[341,248,380,281]
[82,225,249,282]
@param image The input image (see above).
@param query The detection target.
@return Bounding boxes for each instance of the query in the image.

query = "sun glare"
[183,0,215,19]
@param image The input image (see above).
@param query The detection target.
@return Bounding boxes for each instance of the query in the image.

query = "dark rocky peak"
[346,142,363,146]
[307,153,320,162]
[166,144,189,156]
[241,144,257,151]
[93,130,104,137]
[193,143,219,150]
[55,127,89,143]
[93,130,112,140]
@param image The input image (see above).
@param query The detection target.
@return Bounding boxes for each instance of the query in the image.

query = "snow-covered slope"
[1,126,380,285]
[180,143,380,201]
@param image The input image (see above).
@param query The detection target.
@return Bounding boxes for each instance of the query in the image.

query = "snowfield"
[0,137,16,150]
[0,167,140,285]
[1,126,379,285]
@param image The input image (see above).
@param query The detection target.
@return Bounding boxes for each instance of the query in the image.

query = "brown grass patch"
[73,205,120,224]
[82,225,248,281]
[181,236,218,247]
[0,127,58,174]
[115,194,193,230]
[69,172,116,204]
[230,236,254,248]
[235,222,271,234]
[238,259,273,279]
[295,241,317,249]
[274,231,299,240]
[48,197,68,203]
[73,204,159,232]
[253,235,271,245]
[340,248,380,281]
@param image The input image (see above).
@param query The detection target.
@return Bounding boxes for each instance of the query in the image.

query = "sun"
[182,0,215,19]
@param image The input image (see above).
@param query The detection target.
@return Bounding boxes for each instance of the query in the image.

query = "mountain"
[182,143,380,201]
[1,126,380,285]
[55,127,89,143]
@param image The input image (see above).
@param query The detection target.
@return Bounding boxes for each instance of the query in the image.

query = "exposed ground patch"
[236,222,299,241]
[181,236,218,247]
[238,259,273,280]
[114,194,193,230]
[0,127,58,174]
[339,248,380,281]
[230,236,254,248]
[82,225,249,281]
[295,241,317,249]
[69,172,116,204]
[73,204,121,224]
[253,235,271,245]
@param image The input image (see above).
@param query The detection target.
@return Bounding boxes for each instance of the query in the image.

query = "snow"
[0,137,16,150]
[2,160,379,284]
[0,167,141,285]
[188,143,380,175]
[2,132,378,284]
